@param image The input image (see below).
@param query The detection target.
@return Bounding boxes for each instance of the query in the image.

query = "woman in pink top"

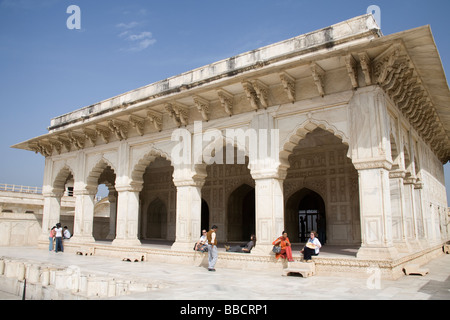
[49,226,56,251]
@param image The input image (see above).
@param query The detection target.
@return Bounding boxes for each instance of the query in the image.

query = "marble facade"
[12,14,450,263]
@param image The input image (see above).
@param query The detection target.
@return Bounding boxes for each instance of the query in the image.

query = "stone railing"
[0,184,42,194]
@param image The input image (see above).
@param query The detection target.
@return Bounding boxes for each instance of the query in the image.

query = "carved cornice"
[310,62,325,97]
[193,95,210,121]
[47,138,62,154]
[345,54,358,90]
[108,119,129,141]
[353,159,392,171]
[372,43,450,162]
[147,110,163,131]
[252,79,269,109]
[358,51,372,86]
[28,141,53,157]
[83,128,97,146]
[389,170,406,179]
[95,124,111,144]
[279,72,296,103]
[217,89,234,116]
[165,102,189,127]
[68,131,85,150]
[129,114,146,136]
[242,81,259,111]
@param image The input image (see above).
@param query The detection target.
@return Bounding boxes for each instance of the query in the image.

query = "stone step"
[403,263,429,276]
[443,242,450,254]
[282,261,315,278]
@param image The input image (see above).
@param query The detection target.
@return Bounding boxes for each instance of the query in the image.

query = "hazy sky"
[0,0,449,201]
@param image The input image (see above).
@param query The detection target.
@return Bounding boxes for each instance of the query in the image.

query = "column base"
[356,245,399,260]
[171,241,194,252]
[111,238,141,247]
[394,240,413,254]
[250,244,275,256]
[39,233,51,243]
[70,235,96,244]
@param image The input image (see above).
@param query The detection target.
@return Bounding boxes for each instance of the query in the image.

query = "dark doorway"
[146,198,167,239]
[285,188,326,244]
[201,198,210,232]
[227,184,255,241]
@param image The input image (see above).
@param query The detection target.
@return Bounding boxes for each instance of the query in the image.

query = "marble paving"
[0,247,449,300]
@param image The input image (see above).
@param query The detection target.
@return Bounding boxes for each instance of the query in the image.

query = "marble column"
[71,187,96,243]
[404,177,422,249]
[106,189,117,240]
[112,185,141,247]
[250,168,286,256]
[171,177,205,251]
[355,163,399,260]
[389,170,411,253]
[39,189,63,242]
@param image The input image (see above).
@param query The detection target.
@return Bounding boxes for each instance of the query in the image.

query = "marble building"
[12,14,450,266]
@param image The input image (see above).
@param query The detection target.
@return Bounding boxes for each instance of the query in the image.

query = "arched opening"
[139,156,175,241]
[227,184,255,241]
[89,163,116,241]
[284,126,360,245]
[203,143,254,243]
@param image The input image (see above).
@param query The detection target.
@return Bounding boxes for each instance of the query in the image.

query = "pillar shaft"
[171,180,204,251]
[356,165,399,260]
[251,176,285,255]
[112,187,141,247]
[40,192,62,242]
[71,189,96,243]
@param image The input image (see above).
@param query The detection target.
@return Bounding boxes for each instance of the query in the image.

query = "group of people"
[272,230,321,262]
[49,223,72,253]
[194,224,321,272]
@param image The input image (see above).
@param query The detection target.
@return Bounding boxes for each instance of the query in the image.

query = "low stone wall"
[0,257,168,300]
[41,240,448,280]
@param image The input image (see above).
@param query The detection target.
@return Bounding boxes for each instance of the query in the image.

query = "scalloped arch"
[280,118,350,164]
[86,157,117,188]
[130,147,172,185]
[52,165,75,191]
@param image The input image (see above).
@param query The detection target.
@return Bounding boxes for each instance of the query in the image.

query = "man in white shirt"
[63,226,71,239]
[195,230,208,252]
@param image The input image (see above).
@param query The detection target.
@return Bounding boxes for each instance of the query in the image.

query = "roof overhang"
[11,14,450,162]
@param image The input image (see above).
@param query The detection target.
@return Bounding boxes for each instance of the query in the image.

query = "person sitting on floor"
[225,234,256,253]
[301,230,322,262]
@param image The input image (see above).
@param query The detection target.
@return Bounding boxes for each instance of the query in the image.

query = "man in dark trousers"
[206,225,218,271]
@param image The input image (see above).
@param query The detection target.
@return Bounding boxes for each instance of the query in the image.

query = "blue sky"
[0,0,449,201]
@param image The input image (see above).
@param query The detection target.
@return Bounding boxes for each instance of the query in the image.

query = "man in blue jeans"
[206,225,218,271]
[54,223,64,253]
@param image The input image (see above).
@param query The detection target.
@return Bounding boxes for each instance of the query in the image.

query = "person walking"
[206,225,218,271]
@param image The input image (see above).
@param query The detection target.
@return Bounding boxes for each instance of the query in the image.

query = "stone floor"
[0,246,449,300]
